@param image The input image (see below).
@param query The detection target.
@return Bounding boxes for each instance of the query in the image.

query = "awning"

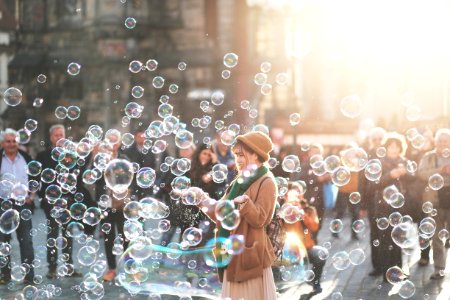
[8,52,46,68]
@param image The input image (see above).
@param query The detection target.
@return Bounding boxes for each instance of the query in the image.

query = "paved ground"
[1,207,449,300]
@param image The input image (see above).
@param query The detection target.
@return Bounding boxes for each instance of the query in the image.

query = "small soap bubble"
[129,60,143,73]
[340,95,362,118]
[33,98,44,107]
[152,76,165,88]
[67,62,81,76]
[221,70,231,79]
[37,74,47,83]
[223,53,238,68]
[125,17,137,29]
[3,87,22,106]
[178,62,187,71]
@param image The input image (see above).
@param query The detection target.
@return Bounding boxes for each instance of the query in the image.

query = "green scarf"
[215,165,268,269]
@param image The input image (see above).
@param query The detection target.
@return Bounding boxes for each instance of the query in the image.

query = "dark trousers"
[102,209,128,269]
[44,210,74,270]
[368,211,380,270]
[308,246,326,285]
[334,192,360,236]
[0,204,35,281]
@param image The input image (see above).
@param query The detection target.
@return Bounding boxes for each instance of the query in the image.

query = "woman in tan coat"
[196,131,278,300]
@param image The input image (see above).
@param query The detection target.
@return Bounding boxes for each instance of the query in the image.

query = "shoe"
[0,278,10,285]
[369,269,382,276]
[351,234,359,241]
[332,232,339,238]
[69,270,83,277]
[46,269,57,279]
[418,258,429,266]
[103,270,116,281]
[312,282,322,293]
[430,273,445,280]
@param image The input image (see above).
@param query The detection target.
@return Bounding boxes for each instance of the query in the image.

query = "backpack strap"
[254,176,271,202]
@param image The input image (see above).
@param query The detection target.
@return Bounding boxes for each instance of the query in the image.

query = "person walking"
[0,128,35,285]
[418,128,450,279]
[196,131,278,300]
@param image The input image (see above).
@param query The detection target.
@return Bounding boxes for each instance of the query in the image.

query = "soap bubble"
[331,251,350,270]
[131,86,144,98]
[289,113,301,126]
[136,167,156,188]
[278,203,302,224]
[104,159,134,194]
[260,62,271,73]
[340,95,362,118]
[223,53,238,68]
[124,17,137,29]
[254,73,267,85]
[428,173,444,190]
[67,62,81,76]
[331,166,351,187]
[340,147,368,172]
[391,222,416,248]
[55,106,67,119]
[399,280,416,298]
[33,98,44,107]
[178,62,187,71]
[405,105,421,122]
[211,91,225,106]
[329,219,343,233]
[146,59,158,71]
[0,209,20,234]
[352,219,365,233]
[221,70,231,79]
[220,130,236,146]
[364,159,382,181]
[275,73,288,85]
[67,106,81,120]
[27,161,42,176]
[181,227,203,247]
[152,76,165,88]
[376,217,390,230]
[260,83,272,95]
[349,192,361,204]
[24,119,38,132]
[349,248,366,265]
[175,129,194,149]
[386,266,406,284]
[37,74,47,83]
[282,155,301,173]
[129,60,143,73]
[3,87,22,106]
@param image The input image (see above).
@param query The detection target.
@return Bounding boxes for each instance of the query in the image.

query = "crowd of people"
[0,123,449,300]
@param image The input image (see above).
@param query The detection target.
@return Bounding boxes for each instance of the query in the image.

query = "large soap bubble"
[104,159,134,194]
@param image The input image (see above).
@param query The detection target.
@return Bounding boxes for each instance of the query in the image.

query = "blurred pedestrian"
[373,132,414,280]
[418,128,450,279]
[35,124,83,279]
[0,128,35,285]
[283,182,325,294]
[213,133,237,185]
[94,136,130,282]
[360,127,386,276]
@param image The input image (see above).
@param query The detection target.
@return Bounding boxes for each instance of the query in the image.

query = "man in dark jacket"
[0,128,35,285]
[36,124,83,279]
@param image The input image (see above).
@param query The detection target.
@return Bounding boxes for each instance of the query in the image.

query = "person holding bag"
[196,131,278,300]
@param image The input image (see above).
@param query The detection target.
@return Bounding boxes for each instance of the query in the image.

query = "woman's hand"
[233,195,250,204]
[202,173,212,183]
